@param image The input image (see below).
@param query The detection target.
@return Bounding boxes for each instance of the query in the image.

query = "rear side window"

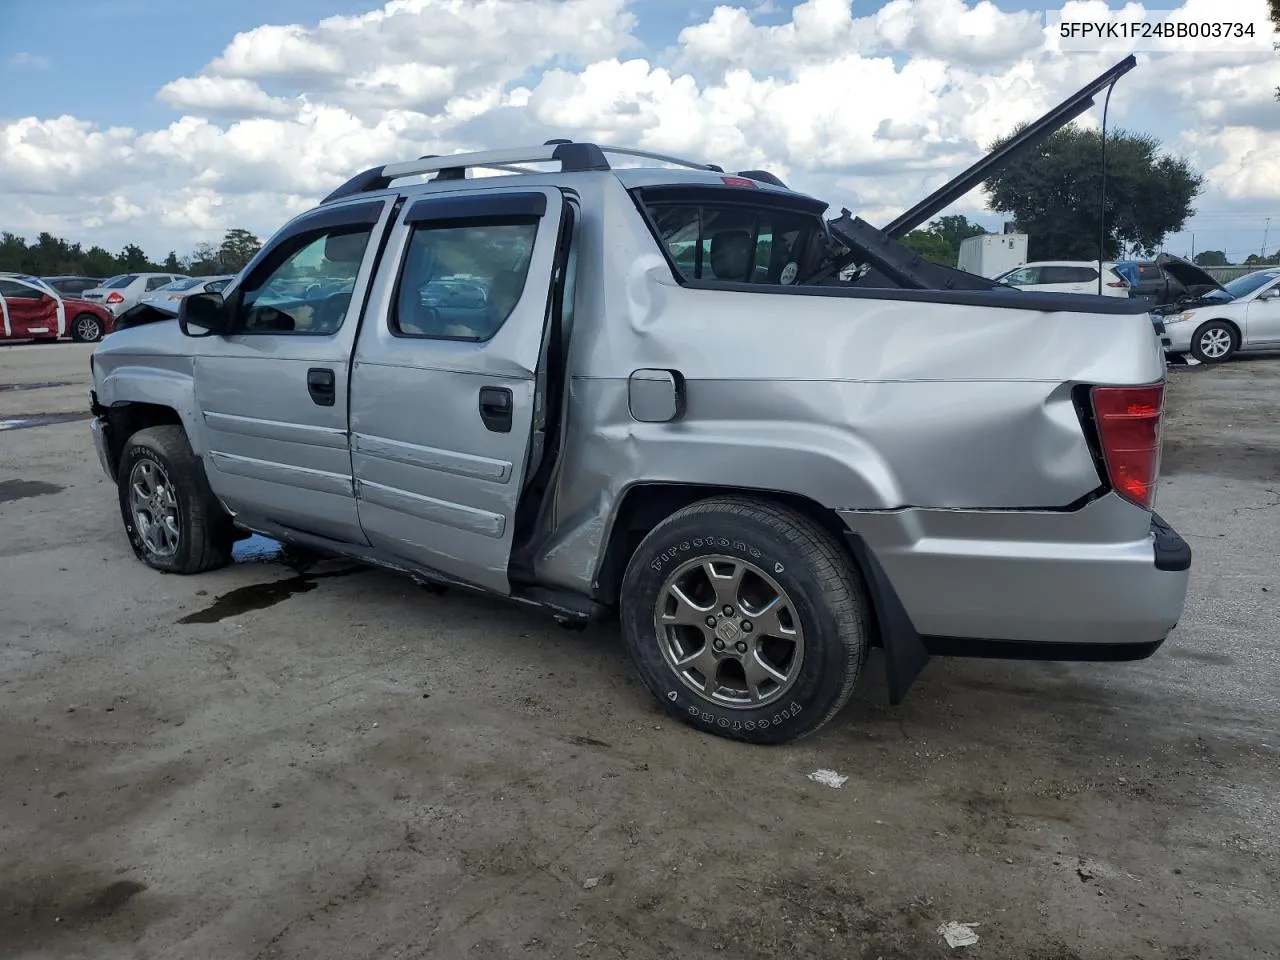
[1041,266,1098,283]
[391,222,538,342]
[643,201,823,285]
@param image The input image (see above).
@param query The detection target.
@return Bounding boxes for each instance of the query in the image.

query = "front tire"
[70,313,105,343]
[620,497,870,745]
[116,425,235,574]
[1190,320,1238,364]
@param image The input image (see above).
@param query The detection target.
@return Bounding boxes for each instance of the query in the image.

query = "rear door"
[1038,264,1098,294]
[349,186,573,594]
[191,196,398,544]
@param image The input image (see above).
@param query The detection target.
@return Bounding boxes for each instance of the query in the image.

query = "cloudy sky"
[2,0,1277,263]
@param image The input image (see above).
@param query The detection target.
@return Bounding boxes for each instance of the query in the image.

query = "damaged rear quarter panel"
[532,231,1166,592]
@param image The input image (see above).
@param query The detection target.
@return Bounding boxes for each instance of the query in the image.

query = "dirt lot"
[2,342,1278,960]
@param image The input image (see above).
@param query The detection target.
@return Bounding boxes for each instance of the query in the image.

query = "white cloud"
[157,77,296,118]
[0,0,1276,259]
[7,52,51,70]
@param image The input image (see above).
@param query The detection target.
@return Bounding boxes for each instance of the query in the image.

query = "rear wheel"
[116,425,235,574]
[70,313,105,343]
[620,496,870,744]
[1190,320,1238,364]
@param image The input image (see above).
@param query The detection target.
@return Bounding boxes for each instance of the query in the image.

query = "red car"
[0,274,115,342]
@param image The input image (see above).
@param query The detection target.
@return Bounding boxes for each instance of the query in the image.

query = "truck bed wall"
[532,181,1167,593]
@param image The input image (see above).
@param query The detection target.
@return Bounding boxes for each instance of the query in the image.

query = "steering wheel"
[311,293,352,332]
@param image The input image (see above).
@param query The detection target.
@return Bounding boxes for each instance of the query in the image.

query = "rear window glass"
[160,277,202,291]
[642,200,824,285]
[106,275,138,289]
[1040,266,1098,283]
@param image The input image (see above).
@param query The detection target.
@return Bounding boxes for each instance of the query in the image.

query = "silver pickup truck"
[88,62,1190,745]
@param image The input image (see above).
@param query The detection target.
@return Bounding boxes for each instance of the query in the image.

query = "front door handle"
[307,367,336,406]
[478,386,513,433]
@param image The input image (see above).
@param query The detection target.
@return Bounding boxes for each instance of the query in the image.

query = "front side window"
[391,221,539,341]
[236,225,373,335]
[0,279,44,300]
[1000,267,1039,286]
[644,201,821,285]
[205,277,231,294]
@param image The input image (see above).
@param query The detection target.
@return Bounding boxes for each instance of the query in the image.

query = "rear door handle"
[478,386,513,433]
[307,367,336,406]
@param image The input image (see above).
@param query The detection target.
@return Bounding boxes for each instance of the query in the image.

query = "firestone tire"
[116,425,235,574]
[620,496,870,745]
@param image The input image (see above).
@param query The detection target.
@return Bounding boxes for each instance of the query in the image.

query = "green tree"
[162,251,183,272]
[184,242,222,276]
[901,229,956,265]
[1193,250,1229,266]
[984,124,1204,261]
[217,228,262,273]
[929,215,987,256]
[84,246,123,278]
[1272,0,1279,100]
[119,243,154,271]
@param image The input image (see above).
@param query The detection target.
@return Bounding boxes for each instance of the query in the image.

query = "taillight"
[1090,384,1164,509]
[106,291,124,304]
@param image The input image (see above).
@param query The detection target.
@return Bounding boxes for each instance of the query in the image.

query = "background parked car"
[0,273,115,342]
[136,275,235,307]
[994,260,1131,297]
[80,272,190,315]
[41,275,103,296]
[1118,254,1226,311]
[1161,267,1280,364]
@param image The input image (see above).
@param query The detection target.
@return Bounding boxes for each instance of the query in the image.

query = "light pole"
[1264,218,1272,261]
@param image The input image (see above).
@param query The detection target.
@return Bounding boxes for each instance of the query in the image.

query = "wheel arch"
[1196,315,1242,341]
[101,401,187,479]
[593,481,930,704]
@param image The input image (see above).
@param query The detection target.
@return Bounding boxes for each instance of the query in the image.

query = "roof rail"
[322,139,727,203]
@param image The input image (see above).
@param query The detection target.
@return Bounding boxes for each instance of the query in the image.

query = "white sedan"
[1162,268,1280,364]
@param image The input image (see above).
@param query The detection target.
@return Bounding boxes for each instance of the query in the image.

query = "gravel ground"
[1,342,1277,960]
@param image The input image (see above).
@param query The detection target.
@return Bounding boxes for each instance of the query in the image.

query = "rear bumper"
[838,495,1190,655]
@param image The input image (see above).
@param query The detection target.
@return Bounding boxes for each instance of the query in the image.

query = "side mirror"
[178,292,229,337]
[1260,286,1279,301]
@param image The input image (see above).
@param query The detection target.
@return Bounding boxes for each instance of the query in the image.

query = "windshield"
[157,277,203,292]
[1223,271,1280,299]
[106,274,138,289]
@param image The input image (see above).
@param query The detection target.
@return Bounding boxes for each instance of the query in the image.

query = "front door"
[349,187,573,593]
[1244,280,1280,346]
[0,278,61,338]
[191,196,397,544]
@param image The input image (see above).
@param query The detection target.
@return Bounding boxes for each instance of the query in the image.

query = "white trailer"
[958,233,1028,279]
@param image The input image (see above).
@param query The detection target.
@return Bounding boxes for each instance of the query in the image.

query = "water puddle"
[0,411,92,431]
[0,479,64,504]
[0,380,76,392]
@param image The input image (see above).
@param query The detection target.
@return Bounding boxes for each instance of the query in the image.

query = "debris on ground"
[807,769,848,788]
[937,921,981,948]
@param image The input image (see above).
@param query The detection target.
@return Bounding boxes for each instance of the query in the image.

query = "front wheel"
[70,313,105,343]
[116,425,235,574]
[620,497,870,745]
[1190,320,1238,364]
